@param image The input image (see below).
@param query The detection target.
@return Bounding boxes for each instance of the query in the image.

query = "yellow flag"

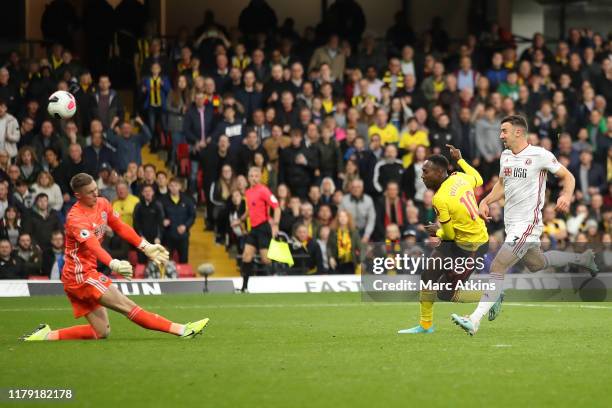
[268,239,294,267]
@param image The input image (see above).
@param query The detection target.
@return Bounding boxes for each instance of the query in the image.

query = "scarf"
[384,198,404,226]
[337,228,352,263]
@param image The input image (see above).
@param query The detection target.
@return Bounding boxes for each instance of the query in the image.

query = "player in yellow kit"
[398,145,503,334]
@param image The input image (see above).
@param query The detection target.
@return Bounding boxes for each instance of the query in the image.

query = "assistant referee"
[240,166,281,292]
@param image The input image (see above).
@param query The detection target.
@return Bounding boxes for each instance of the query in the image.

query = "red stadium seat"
[197,169,205,203]
[134,264,146,279]
[28,275,49,280]
[176,264,195,278]
[177,143,191,177]
[128,250,138,266]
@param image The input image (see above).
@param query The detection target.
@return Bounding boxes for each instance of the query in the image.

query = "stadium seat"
[134,264,146,279]
[176,264,195,278]
[197,169,205,203]
[177,143,191,177]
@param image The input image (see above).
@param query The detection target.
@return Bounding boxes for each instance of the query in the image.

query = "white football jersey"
[499,145,561,228]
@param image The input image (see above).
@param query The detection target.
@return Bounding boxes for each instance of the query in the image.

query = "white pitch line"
[504,303,612,310]
[1,302,611,313]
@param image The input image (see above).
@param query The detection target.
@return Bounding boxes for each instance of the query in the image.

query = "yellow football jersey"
[432,160,488,248]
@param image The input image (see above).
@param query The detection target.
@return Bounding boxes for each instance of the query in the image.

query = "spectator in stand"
[340,179,376,243]
[209,164,235,244]
[276,90,300,133]
[328,209,362,274]
[13,180,34,210]
[84,120,115,175]
[59,120,86,159]
[112,180,140,227]
[31,171,63,212]
[22,193,61,250]
[278,129,316,198]
[14,232,42,277]
[456,56,479,93]
[16,146,42,185]
[41,230,64,279]
[309,34,345,82]
[166,74,191,165]
[141,62,171,152]
[236,130,267,177]
[183,91,214,194]
[0,69,19,114]
[235,70,263,123]
[0,99,20,160]
[106,117,152,174]
[161,178,196,263]
[57,144,86,198]
[486,52,508,91]
[212,104,245,150]
[18,117,36,150]
[373,144,404,194]
[289,223,317,274]
[375,181,407,241]
[475,105,502,180]
[498,71,520,101]
[0,206,22,247]
[369,109,399,145]
[0,239,24,279]
[133,184,165,263]
[92,74,123,131]
[572,149,607,203]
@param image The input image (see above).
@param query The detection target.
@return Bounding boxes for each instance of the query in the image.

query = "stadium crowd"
[0,0,611,279]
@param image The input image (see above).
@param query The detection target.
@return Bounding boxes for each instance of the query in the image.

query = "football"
[47,90,77,119]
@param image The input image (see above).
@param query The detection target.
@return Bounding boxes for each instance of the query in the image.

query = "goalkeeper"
[397,145,502,334]
[21,173,209,341]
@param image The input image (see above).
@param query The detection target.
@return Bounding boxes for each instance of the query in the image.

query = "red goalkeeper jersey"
[62,197,142,285]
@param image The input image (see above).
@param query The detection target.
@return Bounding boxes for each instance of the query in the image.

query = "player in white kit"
[452,115,598,335]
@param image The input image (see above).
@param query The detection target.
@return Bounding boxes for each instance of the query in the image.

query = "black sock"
[241,262,253,291]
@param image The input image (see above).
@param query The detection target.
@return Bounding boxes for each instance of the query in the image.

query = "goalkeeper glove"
[109,259,133,280]
[139,239,170,267]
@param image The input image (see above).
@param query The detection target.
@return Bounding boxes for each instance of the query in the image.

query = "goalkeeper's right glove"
[139,239,170,267]
[109,259,133,280]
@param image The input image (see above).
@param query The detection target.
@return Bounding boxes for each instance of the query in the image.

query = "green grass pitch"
[1,293,612,408]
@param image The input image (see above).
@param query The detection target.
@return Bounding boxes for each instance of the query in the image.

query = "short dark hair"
[501,115,528,132]
[427,154,449,170]
[70,173,94,192]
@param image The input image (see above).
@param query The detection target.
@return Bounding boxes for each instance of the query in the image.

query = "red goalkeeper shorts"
[63,271,113,318]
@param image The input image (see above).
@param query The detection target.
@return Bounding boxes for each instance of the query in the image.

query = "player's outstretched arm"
[447,144,483,187]
[479,177,505,221]
[108,213,169,266]
[81,237,133,280]
[553,166,575,213]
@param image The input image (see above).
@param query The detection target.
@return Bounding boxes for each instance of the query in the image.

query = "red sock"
[127,306,173,333]
[57,325,99,340]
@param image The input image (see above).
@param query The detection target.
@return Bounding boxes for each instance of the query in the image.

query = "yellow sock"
[451,290,483,303]
[419,290,435,328]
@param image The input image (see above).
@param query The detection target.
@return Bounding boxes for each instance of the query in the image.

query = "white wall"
[511,0,544,54]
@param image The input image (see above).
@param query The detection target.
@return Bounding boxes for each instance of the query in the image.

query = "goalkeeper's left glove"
[139,239,170,266]
[109,259,133,280]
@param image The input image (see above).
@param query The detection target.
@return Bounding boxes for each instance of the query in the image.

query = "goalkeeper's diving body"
[398,145,502,334]
[21,173,209,341]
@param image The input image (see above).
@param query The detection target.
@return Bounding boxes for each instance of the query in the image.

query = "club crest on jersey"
[99,275,108,283]
[525,158,532,165]
[101,211,107,221]
[80,229,90,239]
